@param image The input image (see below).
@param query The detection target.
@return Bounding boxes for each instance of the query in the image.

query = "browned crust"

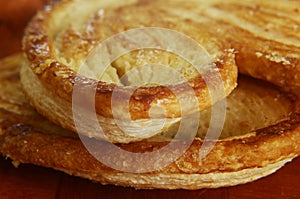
[0,101,300,189]
[0,125,294,190]
[207,1,300,88]
[1,111,300,175]
[235,41,300,89]
[22,0,238,120]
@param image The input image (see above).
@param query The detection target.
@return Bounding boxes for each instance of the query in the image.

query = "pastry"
[21,0,238,143]
[1,54,300,189]
[1,0,300,190]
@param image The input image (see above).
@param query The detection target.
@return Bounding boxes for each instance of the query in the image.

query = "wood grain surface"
[0,1,300,198]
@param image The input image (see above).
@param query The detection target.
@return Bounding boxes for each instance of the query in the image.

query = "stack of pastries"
[0,0,300,189]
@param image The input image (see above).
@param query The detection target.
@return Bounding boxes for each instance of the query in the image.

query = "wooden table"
[1,1,300,198]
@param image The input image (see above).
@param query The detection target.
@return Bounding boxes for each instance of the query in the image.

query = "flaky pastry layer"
[1,54,300,189]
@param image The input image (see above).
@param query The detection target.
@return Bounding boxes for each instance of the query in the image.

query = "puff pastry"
[21,0,238,143]
[22,0,300,143]
[1,54,300,189]
[1,0,300,190]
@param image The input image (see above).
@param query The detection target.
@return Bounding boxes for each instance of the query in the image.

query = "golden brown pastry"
[21,0,300,144]
[21,0,238,143]
[1,0,300,190]
[1,54,300,189]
